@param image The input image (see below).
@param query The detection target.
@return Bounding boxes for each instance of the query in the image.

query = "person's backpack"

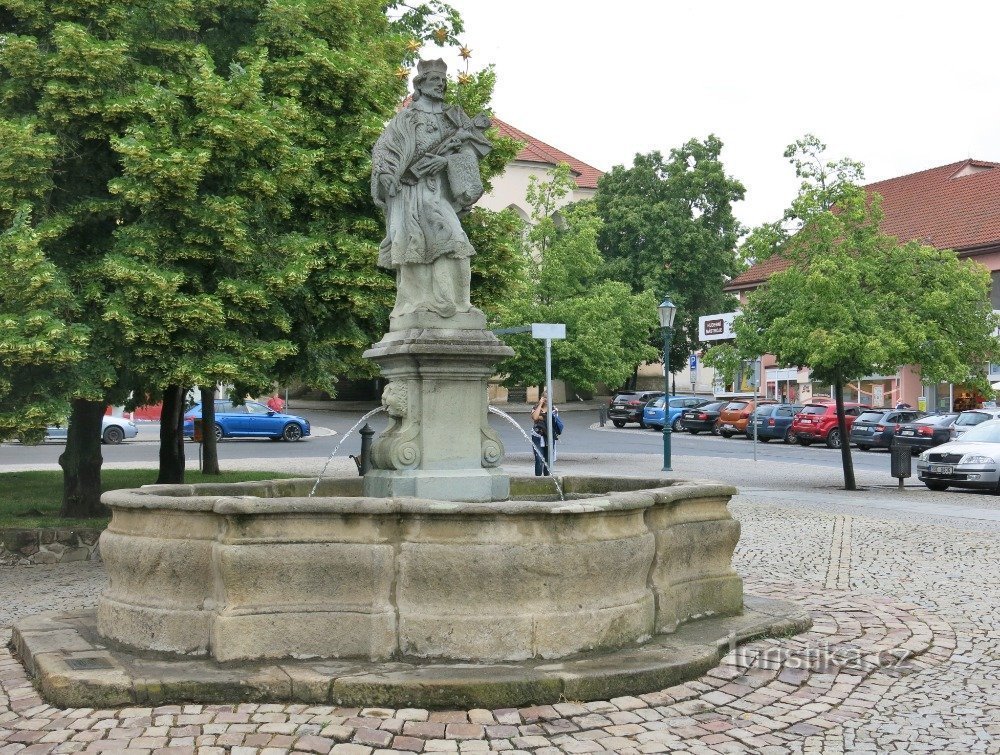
[553,412,564,438]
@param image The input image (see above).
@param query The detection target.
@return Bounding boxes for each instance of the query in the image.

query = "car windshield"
[668,397,689,407]
[699,402,726,412]
[752,406,774,417]
[955,421,1000,443]
[955,411,993,427]
[857,411,886,423]
[725,402,747,411]
[800,405,828,415]
[649,397,665,408]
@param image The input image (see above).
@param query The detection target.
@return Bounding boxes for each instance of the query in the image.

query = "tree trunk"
[834,375,857,491]
[200,385,220,475]
[157,385,186,484]
[58,398,108,518]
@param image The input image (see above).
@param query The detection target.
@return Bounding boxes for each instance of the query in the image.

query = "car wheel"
[214,423,224,442]
[720,431,734,439]
[911,449,921,456]
[925,481,949,492]
[858,444,871,452]
[797,438,812,446]
[612,420,626,428]
[671,416,684,432]
[638,419,647,429]
[102,426,125,445]
[711,423,721,436]
[282,422,303,442]
[784,428,797,444]
[826,429,841,449]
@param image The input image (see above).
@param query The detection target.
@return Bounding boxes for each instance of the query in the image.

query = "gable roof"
[726,158,1000,291]
[491,116,603,190]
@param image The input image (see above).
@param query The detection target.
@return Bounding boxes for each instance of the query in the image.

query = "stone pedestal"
[362,326,514,502]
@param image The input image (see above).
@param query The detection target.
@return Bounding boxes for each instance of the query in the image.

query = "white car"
[916,419,1000,492]
[41,416,139,445]
[951,407,1000,439]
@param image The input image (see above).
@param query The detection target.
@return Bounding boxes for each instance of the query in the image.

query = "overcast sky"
[422,1,1000,230]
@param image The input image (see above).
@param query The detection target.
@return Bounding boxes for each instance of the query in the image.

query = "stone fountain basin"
[98,476,744,664]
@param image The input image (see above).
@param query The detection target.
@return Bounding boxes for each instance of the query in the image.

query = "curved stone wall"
[98,476,743,663]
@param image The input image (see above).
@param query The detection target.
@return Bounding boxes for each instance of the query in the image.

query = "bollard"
[358,422,375,475]
[599,405,607,427]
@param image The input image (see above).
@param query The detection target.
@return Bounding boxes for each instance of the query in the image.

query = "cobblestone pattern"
[1,497,996,754]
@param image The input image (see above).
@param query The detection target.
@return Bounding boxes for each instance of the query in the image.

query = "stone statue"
[371,58,493,323]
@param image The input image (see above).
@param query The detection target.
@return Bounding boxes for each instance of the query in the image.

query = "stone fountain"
[12,60,808,709]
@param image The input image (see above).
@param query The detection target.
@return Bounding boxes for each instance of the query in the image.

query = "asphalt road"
[0,406,899,477]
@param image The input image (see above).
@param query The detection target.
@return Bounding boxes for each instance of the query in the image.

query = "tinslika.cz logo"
[726,634,916,675]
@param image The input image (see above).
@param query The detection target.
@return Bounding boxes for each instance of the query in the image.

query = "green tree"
[0,0,472,507]
[0,208,89,441]
[595,137,746,371]
[729,136,999,490]
[495,164,659,393]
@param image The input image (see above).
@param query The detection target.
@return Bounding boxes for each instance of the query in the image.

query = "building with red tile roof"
[723,158,1000,411]
[477,116,604,219]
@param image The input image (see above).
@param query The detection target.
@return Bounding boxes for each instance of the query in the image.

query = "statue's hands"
[425,155,449,172]
[380,174,401,197]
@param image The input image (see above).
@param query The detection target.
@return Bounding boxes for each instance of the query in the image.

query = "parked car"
[892,413,960,455]
[849,408,923,451]
[951,408,1000,439]
[717,399,777,438]
[791,402,864,448]
[681,400,728,435]
[183,400,311,442]
[915,419,1000,492]
[747,403,804,443]
[32,415,140,445]
[643,395,709,431]
[608,390,664,428]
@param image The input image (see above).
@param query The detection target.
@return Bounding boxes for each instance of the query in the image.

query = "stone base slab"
[362,468,510,502]
[11,595,810,709]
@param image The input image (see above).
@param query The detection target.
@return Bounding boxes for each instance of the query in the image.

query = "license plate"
[722,424,736,431]
[930,464,953,474]
[901,430,914,436]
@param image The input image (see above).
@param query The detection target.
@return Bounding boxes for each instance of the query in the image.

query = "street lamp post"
[658,295,677,472]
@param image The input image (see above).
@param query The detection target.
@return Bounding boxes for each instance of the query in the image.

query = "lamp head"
[658,295,677,329]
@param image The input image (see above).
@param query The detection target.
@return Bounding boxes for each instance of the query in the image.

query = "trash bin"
[193,418,203,443]
[890,443,911,488]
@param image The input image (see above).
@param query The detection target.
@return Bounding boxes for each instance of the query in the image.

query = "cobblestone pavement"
[2,466,999,753]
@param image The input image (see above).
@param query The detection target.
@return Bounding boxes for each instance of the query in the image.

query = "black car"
[608,390,665,428]
[892,413,960,455]
[849,408,923,451]
[682,400,727,435]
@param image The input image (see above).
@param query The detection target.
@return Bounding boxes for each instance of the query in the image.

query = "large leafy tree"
[0,0,502,508]
[724,136,999,490]
[595,137,746,371]
[495,164,659,393]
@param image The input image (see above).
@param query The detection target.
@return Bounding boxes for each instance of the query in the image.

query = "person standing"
[266,391,285,413]
[531,392,563,476]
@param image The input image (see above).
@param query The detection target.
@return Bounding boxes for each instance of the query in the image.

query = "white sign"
[531,323,566,340]
[698,311,738,342]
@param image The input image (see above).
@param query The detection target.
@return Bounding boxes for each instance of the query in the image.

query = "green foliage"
[0,207,89,439]
[735,137,999,393]
[702,342,742,388]
[495,165,659,392]
[594,137,746,362]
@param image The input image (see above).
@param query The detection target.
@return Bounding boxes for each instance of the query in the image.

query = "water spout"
[309,406,387,497]
[488,406,564,500]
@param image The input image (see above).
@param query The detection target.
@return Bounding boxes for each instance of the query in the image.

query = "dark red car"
[791,402,864,448]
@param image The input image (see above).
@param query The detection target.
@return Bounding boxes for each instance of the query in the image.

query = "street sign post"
[532,323,566,473]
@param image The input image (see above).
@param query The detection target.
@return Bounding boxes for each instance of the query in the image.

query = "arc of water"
[309,406,387,497]
[488,406,564,500]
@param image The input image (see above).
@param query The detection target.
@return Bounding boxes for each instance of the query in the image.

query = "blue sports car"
[183,400,311,442]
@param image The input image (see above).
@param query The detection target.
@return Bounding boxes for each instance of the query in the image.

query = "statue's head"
[382,381,408,418]
[413,58,447,101]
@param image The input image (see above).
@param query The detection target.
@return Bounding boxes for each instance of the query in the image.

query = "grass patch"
[0,469,296,530]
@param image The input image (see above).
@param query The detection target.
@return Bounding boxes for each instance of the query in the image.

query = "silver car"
[951,407,1000,439]
[42,416,139,445]
[916,419,1000,492]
